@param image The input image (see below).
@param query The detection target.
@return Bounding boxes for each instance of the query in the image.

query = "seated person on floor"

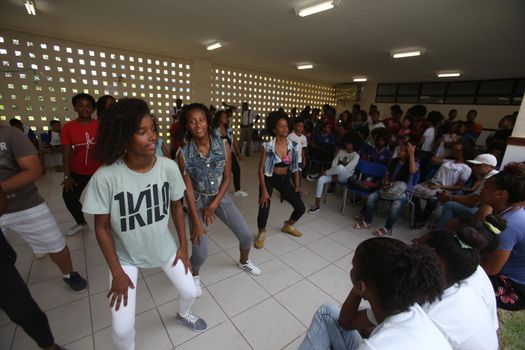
[353,142,417,237]
[435,154,499,230]
[307,122,336,177]
[39,120,62,174]
[298,237,451,350]
[479,162,525,311]
[412,142,473,229]
[308,134,360,213]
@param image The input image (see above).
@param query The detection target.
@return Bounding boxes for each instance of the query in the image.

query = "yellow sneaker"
[281,224,302,237]
[254,230,266,249]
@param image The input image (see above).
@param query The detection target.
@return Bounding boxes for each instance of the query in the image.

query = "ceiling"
[1,0,524,84]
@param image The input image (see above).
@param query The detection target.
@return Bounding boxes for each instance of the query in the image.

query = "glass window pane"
[421,83,446,96]
[377,84,397,96]
[445,96,475,104]
[478,80,514,95]
[376,96,396,103]
[513,79,525,97]
[475,96,510,105]
[396,96,418,103]
[397,84,419,95]
[447,82,477,95]
[419,96,445,104]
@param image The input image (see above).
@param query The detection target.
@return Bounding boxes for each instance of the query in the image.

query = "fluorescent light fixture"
[296,1,337,17]
[391,50,422,59]
[353,77,367,82]
[297,64,314,70]
[24,0,36,15]
[437,72,461,78]
[206,42,222,51]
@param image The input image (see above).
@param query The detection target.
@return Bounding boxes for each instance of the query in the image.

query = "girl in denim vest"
[177,103,262,297]
[255,111,306,249]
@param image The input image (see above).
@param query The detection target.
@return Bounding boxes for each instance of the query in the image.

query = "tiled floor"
[0,155,425,350]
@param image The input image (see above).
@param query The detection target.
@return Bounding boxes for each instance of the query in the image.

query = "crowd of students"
[0,93,523,349]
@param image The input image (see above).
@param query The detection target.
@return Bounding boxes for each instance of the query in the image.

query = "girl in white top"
[299,237,452,350]
[308,135,360,213]
[82,99,207,350]
[420,227,498,349]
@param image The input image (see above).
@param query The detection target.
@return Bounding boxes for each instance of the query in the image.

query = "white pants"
[315,165,352,198]
[110,255,196,350]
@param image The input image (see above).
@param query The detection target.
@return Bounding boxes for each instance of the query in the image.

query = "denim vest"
[263,138,299,177]
[182,136,226,196]
[214,127,234,148]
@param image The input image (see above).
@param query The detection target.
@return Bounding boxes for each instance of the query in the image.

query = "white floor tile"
[196,252,240,286]
[28,273,88,310]
[254,259,303,295]
[175,320,251,350]
[207,273,269,318]
[232,298,305,350]
[280,247,330,277]
[0,323,15,350]
[263,234,301,257]
[308,265,352,303]
[306,237,352,263]
[64,335,94,350]
[144,271,180,306]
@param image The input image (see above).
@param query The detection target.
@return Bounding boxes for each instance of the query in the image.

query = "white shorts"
[0,202,66,254]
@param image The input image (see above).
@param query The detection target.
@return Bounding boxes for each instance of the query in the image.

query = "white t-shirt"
[241,109,258,126]
[421,127,436,152]
[464,266,499,330]
[82,156,186,268]
[50,131,61,146]
[288,131,307,163]
[358,304,452,350]
[422,284,498,350]
[433,160,472,186]
[331,150,360,176]
[436,133,456,158]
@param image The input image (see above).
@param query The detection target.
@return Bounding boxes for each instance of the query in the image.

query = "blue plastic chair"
[340,161,388,215]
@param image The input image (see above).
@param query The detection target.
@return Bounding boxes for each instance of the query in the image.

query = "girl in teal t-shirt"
[82,98,207,350]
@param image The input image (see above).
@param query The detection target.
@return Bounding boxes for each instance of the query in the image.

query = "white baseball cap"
[467,154,497,167]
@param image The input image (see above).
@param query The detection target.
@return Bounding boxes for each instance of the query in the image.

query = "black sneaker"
[308,206,320,214]
[63,271,87,293]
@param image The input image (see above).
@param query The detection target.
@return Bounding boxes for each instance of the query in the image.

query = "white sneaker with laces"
[234,190,248,197]
[66,224,87,236]
[238,260,262,276]
[176,312,207,332]
[193,276,203,297]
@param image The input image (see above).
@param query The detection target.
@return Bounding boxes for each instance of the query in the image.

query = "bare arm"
[209,143,232,208]
[338,288,375,330]
[482,249,511,276]
[170,200,191,273]
[0,154,41,193]
[62,144,73,176]
[94,214,134,311]
[177,151,206,244]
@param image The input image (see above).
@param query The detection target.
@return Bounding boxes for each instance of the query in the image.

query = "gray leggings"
[190,193,253,270]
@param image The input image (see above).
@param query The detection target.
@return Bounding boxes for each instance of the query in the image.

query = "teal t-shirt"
[82,156,186,268]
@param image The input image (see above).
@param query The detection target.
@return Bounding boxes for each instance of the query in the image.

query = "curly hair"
[491,162,525,204]
[71,93,96,109]
[178,103,213,141]
[455,214,506,258]
[265,110,289,137]
[354,237,445,315]
[212,110,228,129]
[424,228,487,286]
[96,95,116,119]
[95,98,154,165]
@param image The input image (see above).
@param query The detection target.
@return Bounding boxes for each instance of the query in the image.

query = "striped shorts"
[0,202,66,254]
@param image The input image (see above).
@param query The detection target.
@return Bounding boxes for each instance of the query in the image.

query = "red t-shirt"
[61,119,100,175]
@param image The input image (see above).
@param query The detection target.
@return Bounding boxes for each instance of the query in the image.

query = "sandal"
[354,214,364,222]
[353,221,370,230]
[373,227,392,237]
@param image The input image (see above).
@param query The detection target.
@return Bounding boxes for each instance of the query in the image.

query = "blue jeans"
[364,191,407,230]
[298,304,362,350]
[435,200,477,230]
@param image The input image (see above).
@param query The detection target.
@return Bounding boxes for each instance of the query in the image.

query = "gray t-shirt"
[82,156,186,268]
[0,126,44,213]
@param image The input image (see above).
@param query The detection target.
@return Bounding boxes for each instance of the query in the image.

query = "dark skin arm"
[177,152,207,245]
[94,214,134,311]
[258,148,271,208]
[62,144,77,192]
[203,143,232,223]
[482,249,511,276]
[170,200,192,274]
[338,288,376,330]
[0,154,41,193]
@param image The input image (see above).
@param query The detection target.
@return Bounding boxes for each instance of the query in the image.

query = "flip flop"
[353,221,369,230]
[373,227,392,236]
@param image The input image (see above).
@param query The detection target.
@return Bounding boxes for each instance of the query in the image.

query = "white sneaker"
[234,190,248,197]
[193,276,203,298]
[66,224,87,236]
[238,260,262,276]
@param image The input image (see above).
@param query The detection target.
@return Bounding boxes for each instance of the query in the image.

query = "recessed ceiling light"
[297,64,314,70]
[296,1,338,17]
[391,50,423,59]
[206,42,222,51]
[437,72,461,78]
[24,0,36,15]
[353,77,367,82]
